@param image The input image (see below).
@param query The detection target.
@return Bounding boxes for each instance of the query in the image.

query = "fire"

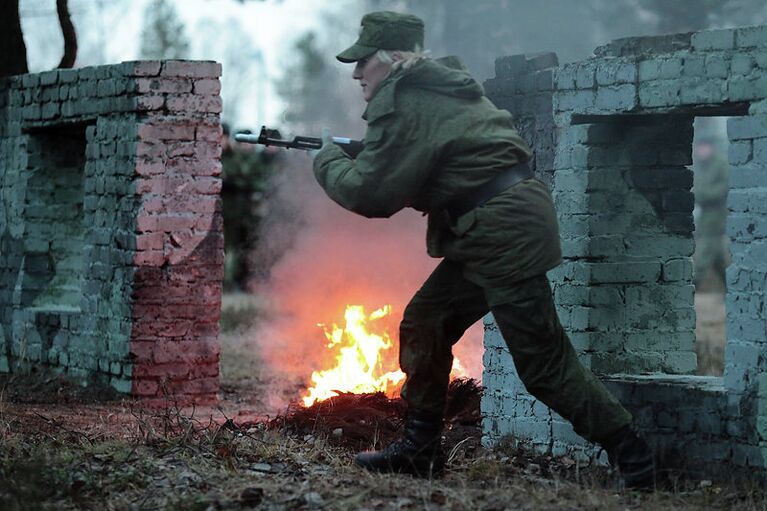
[302,304,467,407]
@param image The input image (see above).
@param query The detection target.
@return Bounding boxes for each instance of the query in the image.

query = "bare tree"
[57,0,77,68]
[1,0,78,79]
[0,0,29,77]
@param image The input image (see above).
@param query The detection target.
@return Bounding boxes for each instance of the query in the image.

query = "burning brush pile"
[267,303,483,454]
[270,378,483,453]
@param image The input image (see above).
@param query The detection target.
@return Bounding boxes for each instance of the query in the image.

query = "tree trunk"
[57,0,77,69]
[0,0,29,78]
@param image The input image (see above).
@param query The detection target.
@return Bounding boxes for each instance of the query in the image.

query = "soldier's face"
[353,54,392,102]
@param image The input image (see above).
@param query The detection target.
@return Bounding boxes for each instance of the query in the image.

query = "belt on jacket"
[446,162,533,220]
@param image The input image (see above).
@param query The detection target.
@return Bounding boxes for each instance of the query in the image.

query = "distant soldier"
[692,135,730,292]
[221,124,273,290]
[312,11,655,488]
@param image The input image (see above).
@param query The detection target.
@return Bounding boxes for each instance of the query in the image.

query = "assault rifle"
[234,126,364,158]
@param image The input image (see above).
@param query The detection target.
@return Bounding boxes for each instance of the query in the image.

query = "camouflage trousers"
[399,260,632,444]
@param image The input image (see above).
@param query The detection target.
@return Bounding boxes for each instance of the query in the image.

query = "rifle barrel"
[234,134,260,144]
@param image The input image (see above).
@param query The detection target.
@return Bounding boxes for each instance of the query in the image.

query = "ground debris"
[2,373,766,510]
[0,372,123,405]
[239,486,264,507]
[266,378,483,451]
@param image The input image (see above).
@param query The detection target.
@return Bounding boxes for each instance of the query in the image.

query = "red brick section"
[128,60,223,406]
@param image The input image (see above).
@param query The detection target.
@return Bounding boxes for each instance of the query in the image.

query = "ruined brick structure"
[482,25,767,479]
[0,61,224,404]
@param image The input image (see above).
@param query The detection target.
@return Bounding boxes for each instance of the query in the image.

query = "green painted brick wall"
[482,24,767,480]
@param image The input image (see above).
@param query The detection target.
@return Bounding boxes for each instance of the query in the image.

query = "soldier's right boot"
[355,413,444,478]
[602,425,656,489]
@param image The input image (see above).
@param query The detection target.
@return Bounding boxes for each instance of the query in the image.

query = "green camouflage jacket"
[313,57,561,304]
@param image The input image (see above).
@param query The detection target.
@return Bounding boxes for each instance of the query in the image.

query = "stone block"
[691,28,735,50]
[494,55,529,78]
[663,259,694,281]
[528,52,559,71]
[754,137,767,163]
[575,62,596,89]
[596,59,637,85]
[662,190,695,212]
[629,166,693,189]
[731,54,755,75]
[679,77,727,104]
[659,58,683,79]
[161,61,222,78]
[535,70,554,91]
[595,84,637,111]
[127,61,162,76]
[728,140,753,165]
[590,262,661,284]
[554,90,596,113]
[41,102,60,120]
[56,68,78,84]
[135,78,193,94]
[728,187,767,214]
[165,94,222,114]
[728,115,767,140]
[662,352,698,374]
[552,190,590,214]
[554,64,577,90]
[728,213,767,238]
[639,80,681,108]
[729,74,767,101]
[135,95,165,111]
[39,70,59,86]
[137,123,196,141]
[97,79,117,97]
[736,26,767,48]
[682,55,705,76]
[704,54,731,78]
[638,59,661,80]
[193,78,221,95]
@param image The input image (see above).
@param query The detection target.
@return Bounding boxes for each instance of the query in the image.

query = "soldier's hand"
[311,127,333,158]
[321,127,333,147]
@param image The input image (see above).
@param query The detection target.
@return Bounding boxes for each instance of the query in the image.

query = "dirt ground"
[695,291,726,376]
[1,293,763,510]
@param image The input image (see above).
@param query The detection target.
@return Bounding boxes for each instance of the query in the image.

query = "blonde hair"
[375,45,430,71]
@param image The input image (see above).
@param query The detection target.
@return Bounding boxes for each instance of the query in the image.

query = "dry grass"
[0,292,755,510]
[2,410,764,510]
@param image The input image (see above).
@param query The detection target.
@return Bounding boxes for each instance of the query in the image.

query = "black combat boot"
[355,414,445,478]
[602,425,656,489]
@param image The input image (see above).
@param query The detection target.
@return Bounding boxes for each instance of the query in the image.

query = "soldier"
[312,11,655,488]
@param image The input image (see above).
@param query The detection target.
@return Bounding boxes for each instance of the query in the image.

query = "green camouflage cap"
[336,11,424,63]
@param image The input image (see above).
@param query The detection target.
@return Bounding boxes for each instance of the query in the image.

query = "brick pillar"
[128,62,224,405]
[726,113,767,449]
[0,60,224,405]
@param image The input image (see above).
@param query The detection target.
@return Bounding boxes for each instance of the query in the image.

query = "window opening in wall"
[21,123,88,312]
[692,116,730,377]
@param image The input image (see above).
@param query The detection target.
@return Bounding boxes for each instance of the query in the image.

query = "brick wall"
[0,60,224,405]
[482,26,767,478]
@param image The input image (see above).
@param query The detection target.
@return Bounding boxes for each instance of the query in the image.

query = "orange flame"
[302,304,467,407]
[302,304,404,406]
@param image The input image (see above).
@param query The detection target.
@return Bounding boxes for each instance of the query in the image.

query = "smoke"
[249,152,484,408]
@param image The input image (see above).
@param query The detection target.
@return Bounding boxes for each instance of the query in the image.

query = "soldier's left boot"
[602,425,656,489]
[355,413,444,478]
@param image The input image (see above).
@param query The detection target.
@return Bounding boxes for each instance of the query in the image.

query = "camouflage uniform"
[314,13,632,446]
[692,143,730,290]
